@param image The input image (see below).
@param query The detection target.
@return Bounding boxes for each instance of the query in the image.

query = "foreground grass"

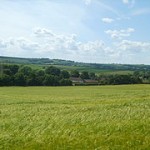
[0,85,150,150]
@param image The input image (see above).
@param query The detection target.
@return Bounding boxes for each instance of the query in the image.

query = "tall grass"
[0,85,150,149]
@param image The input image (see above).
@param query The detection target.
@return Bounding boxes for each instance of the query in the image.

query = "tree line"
[0,65,72,86]
[0,64,149,86]
[0,64,97,86]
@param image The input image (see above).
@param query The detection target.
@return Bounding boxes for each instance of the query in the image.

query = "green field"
[0,85,150,150]
[52,65,133,75]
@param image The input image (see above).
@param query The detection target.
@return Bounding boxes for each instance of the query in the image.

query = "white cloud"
[78,40,105,53]
[102,18,114,23]
[0,27,112,62]
[83,0,92,5]
[111,40,150,63]
[17,38,40,51]
[33,28,54,37]
[122,0,135,7]
[1,27,150,64]
[33,28,109,58]
[122,0,129,4]
[116,40,150,53]
[105,28,135,40]
[0,39,7,49]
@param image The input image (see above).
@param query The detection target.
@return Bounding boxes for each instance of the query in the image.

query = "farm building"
[70,77,84,85]
[84,79,99,85]
[70,77,98,85]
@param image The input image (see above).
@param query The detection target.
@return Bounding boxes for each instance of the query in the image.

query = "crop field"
[0,85,150,150]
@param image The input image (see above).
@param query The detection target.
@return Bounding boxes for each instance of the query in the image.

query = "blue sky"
[0,0,150,64]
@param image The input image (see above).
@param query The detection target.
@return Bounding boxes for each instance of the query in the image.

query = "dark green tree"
[60,70,70,79]
[59,79,72,86]
[89,72,96,79]
[43,75,59,86]
[26,71,38,86]
[14,73,26,86]
[80,71,89,79]
[36,70,45,76]
[0,74,12,86]
[70,70,80,77]
[45,66,61,76]
[19,66,32,76]
[9,65,19,75]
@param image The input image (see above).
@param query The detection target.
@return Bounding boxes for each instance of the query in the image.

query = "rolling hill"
[1,56,150,74]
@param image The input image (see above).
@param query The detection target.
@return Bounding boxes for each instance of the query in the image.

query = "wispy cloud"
[105,28,135,40]
[122,0,129,4]
[102,17,114,23]
[122,0,135,7]
[98,2,120,16]
[83,0,92,5]
[132,8,150,16]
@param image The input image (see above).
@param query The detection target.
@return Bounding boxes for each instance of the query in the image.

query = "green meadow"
[0,85,150,150]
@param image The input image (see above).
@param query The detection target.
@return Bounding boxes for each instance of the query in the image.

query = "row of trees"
[1,64,149,86]
[98,74,142,85]
[70,70,96,79]
[0,64,97,86]
[0,65,72,86]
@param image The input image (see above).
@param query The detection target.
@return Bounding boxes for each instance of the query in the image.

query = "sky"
[0,0,150,64]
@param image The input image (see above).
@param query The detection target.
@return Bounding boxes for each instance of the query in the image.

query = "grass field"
[0,85,150,150]
[49,65,134,75]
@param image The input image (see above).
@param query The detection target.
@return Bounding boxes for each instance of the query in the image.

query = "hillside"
[1,56,150,74]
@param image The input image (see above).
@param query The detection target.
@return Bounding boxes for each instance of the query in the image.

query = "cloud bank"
[0,27,150,64]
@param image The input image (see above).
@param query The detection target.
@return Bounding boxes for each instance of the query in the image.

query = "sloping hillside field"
[0,85,150,149]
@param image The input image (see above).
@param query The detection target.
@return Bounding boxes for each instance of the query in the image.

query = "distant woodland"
[1,56,150,86]
[1,63,150,86]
